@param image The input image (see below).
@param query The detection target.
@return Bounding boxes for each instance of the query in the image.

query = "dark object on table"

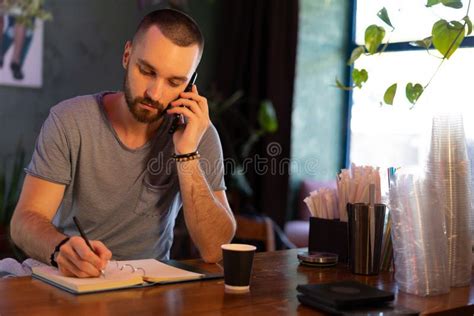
[297,280,394,309]
[309,217,348,263]
[297,280,419,315]
[347,203,387,275]
[297,251,338,267]
[297,294,418,315]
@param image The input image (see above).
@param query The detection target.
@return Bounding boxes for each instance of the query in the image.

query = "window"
[349,0,474,168]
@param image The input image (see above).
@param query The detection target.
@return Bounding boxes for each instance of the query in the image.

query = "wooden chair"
[234,214,276,251]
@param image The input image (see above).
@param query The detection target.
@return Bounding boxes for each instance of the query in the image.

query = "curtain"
[214,0,299,227]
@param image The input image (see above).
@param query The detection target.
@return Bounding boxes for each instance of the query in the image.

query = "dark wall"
[0,0,218,166]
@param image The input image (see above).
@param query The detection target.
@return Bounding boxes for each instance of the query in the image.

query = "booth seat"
[284,179,337,247]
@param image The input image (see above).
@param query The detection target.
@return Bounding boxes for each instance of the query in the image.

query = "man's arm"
[11,175,67,263]
[168,84,236,262]
[10,175,111,277]
[176,160,236,263]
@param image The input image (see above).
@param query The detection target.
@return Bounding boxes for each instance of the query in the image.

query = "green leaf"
[383,83,397,105]
[409,36,433,49]
[335,78,353,91]
[365,25,386,54]
[405,83,424,105]
[441,0,463,9]
[335,78,344,89]
[377,7,393,29]
[352,68,368,88]
[463,16,473,35]
[347,46,365,65]
[449,20,464,29]
[432,19,465,59]
[258,100,278,133]
[426,0,442,6]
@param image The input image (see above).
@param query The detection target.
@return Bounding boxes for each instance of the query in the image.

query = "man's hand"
[56,236,112,278]
[167,85,210,154]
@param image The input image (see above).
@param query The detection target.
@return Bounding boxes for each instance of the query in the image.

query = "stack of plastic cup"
[389,173,450,296]
[426,114,473,287]
[466,139,474,254]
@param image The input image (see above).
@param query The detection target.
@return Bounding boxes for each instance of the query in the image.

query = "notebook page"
[32,264,143,293]
[117,259,203,282]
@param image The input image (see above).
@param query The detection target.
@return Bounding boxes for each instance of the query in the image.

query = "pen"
[72,216,105,277]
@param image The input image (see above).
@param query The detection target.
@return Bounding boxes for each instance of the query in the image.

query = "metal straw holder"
[347,203,387,275]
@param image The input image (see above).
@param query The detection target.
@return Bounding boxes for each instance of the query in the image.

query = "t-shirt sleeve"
[198,124,227,191]
[25,111,72,185]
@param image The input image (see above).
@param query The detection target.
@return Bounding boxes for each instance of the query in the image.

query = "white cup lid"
[221,244,256,251]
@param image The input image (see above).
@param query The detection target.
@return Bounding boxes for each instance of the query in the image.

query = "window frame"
[345,0,474,166]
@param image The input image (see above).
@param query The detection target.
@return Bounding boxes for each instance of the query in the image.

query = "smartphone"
[168,72,198,134]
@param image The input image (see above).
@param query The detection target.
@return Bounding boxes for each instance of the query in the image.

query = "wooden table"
[0,249,473,315]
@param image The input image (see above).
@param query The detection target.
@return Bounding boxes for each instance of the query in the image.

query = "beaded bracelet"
[50,237,70,268]
[172,151,201,162]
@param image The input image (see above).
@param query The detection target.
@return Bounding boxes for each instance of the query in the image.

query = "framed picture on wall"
[0,14,43,88]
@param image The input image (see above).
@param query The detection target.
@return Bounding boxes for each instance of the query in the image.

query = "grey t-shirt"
[25,92,226,260]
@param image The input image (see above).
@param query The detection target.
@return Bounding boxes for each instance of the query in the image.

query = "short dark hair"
[133,9,204,54]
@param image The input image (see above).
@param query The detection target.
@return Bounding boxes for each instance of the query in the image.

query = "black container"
[308,217,348,263]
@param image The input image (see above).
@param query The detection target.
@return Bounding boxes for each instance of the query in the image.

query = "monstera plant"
[208,89,278,199]
[337,0,472,106]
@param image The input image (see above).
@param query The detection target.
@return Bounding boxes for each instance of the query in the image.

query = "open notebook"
[32,259,214,294]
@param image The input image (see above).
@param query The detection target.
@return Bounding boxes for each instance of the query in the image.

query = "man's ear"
[122,41,132,69]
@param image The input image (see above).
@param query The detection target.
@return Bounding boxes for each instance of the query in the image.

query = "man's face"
[122,26,200,124]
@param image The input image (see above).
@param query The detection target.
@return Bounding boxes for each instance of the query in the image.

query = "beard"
[123,72,166,124]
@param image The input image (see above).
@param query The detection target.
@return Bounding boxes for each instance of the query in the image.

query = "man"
[10,9,236,278]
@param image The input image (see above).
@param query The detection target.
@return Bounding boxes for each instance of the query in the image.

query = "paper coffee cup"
[221,244,256,293]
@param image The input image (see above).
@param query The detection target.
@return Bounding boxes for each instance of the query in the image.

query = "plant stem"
[413,0,471,106]
[423,57,445,91]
